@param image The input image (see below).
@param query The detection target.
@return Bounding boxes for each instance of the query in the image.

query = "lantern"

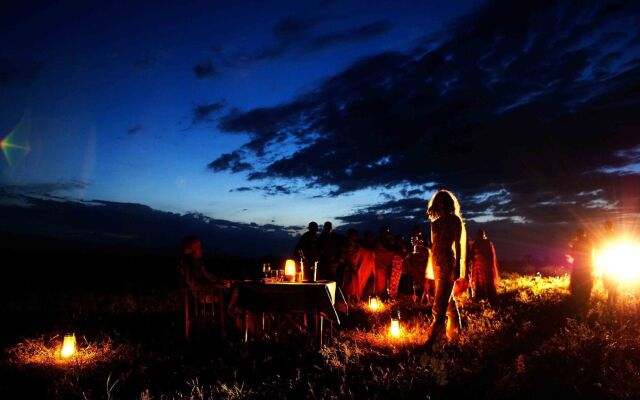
[284,259,296,282]
[60,334,76,359]
[368,296,380,311]
[389,309,401,338]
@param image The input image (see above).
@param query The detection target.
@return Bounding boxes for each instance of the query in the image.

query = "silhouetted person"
[600,220,618,307]
[423,190,466,349]
[374,227,395,296]
[294,221,319,268]
[470,229,499,303]
[340,229,375,300]
[318,221,341,280]
[389,234,408,298]
[568,228,594,311]
[361,229,376,250]
[408,225,431,302]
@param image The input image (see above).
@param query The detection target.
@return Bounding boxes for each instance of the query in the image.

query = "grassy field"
[2,273,639,399]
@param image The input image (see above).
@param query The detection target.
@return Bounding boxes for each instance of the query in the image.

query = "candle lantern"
[389,310,401,338]
[60,333,77,359]
[284,259,296,282]
[368,296,380,311]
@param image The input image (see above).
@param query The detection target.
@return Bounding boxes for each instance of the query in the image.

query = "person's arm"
[454,219,462,271]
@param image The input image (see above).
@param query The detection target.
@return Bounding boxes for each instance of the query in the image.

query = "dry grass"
[7,334,130,369]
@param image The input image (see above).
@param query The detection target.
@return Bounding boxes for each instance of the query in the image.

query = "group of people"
[178,189,502,348]
[295,190,501,348]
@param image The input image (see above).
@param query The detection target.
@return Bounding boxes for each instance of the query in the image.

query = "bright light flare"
[594,239,640,283]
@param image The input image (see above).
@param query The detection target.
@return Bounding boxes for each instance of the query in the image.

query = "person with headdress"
[423,189,466,348]
[470,229,500,303]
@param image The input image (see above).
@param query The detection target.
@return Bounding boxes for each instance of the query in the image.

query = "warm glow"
[284,259,296,281]
[594,239,640,283]
[60,334,76,359]
[368,297,380,311]
[389,319,401,338]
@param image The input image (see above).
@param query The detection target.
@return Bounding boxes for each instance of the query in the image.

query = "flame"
[594,239,640,282]
[389,319,401,338]
[60,334,76,359]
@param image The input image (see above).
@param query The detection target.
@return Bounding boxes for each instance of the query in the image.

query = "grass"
[2,273,640,399]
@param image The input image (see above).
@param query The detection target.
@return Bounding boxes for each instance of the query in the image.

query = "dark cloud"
[192,102,225,124]
[126,124,143,135]
[207,151,252,173]
[193,59,218,79]
[210,0,640,233]
[228,184,296,196]
[0,58,42,86]
[0,180,89,196]
[308,20,392,51]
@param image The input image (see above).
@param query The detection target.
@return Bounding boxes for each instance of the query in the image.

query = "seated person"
[178,235,230,290]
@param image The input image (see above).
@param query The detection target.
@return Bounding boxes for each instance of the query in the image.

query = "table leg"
[184,291,190,339]
[319,316,324,347]
[243,310,249,344]
[220,296,226,337]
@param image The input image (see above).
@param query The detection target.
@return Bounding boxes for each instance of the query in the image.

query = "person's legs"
[446,293,461,341]
[425,276,455,346]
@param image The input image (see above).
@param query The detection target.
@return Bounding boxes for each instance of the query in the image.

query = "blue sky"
[1,0,640,259]
[0,0,477,227]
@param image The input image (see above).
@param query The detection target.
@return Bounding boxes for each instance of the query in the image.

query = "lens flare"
[1,117,31,167]
[594,239,640,283]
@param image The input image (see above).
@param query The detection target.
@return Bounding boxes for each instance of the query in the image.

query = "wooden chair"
[182,285,226,339]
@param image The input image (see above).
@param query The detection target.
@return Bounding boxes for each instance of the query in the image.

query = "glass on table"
[262,262,272,278]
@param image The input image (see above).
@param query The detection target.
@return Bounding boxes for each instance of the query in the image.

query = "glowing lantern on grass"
[368,297,380,311]
[284,259,296,282]
[60,334,76,359]
[389,310,401,338]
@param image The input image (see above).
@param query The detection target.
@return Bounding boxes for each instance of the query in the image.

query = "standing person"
[374,227,395,297]
[470,229,500,303]
[423,190,466,348]
[408,226,430,302]
[568,228,594,311]
[318,221,341,280]
[600,220,619,307]
[340,229,375,301]
[294,221,319,270]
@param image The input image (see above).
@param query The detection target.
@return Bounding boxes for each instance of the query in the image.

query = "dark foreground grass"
[2,274,640,399]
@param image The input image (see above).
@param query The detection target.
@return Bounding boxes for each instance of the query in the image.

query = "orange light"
[284,259,296,281]
[389,319,401,338]
[60,334,76,359]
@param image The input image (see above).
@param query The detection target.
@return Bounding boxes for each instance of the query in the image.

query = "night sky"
[1,0,639,259]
